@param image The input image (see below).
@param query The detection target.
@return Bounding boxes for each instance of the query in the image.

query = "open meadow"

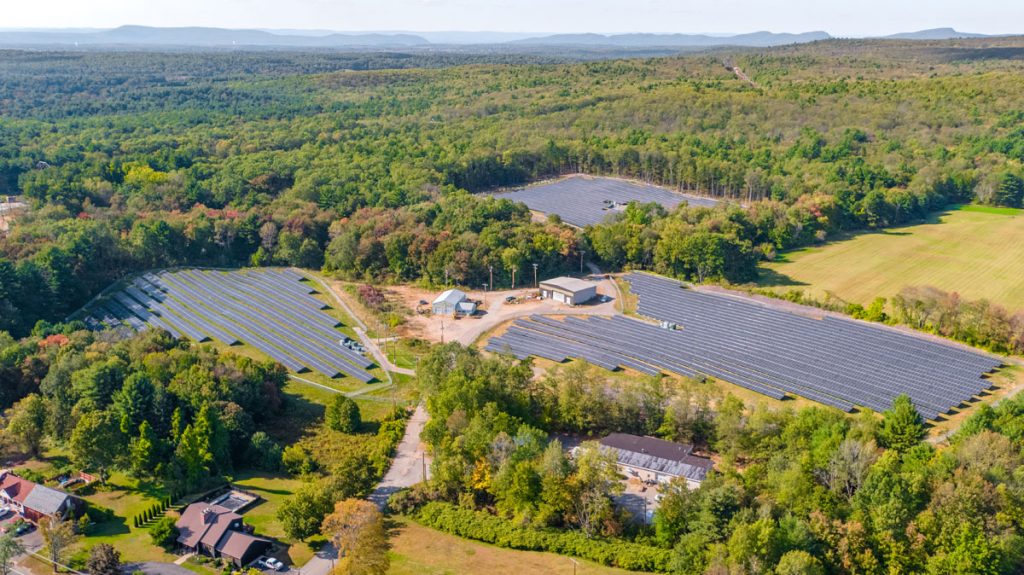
[759,205,1024,312]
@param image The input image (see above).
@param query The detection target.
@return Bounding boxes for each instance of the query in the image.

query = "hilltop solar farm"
[487,273,1005,421]
[493,175,719,227]
[81,268,377,383]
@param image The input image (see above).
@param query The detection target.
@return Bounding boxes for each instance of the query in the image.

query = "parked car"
[504,295,517,304]
[14,522,31,536]
[254,558,271,570]
[264,557,285,571]
[0,506,10,520]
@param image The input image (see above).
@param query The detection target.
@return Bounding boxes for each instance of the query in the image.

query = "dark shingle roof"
[599,433,713,482]
[176,504,241,549]
[215,531,270,560]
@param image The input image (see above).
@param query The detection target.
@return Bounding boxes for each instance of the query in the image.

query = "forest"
[394,343,1024,574]
[3,39,1024,337]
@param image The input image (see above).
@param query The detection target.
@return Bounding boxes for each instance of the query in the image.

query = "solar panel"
[492,176,719,227]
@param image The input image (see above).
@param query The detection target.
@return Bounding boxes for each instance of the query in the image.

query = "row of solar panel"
[85,269,375,383]
[629,283,992,409]
[492,177,718,227]
[625,274,999,395]
[623,273,1000,418]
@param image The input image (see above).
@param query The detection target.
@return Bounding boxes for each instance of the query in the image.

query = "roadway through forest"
[300,404,430,575]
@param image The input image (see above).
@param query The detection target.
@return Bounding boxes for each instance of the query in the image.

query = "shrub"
[415,502,672,572]
[150,516,179,550]
[282,444,317,476]
[325,395,361,433]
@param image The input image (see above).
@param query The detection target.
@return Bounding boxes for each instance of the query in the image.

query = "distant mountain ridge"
[0,26,999,49]
[0,25,429,47]
[882,27,988,40]
[509,30,832,47]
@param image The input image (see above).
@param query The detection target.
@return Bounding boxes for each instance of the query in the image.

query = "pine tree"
[878,394,926,453]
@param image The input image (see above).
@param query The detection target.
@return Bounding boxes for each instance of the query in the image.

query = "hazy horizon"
[2,0,1021,38]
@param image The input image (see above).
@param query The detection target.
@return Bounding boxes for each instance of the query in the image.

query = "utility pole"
[440,319,444,344]
[580,250,585,274]
[512,267,516,289]
[482,283,488,307]
[533,263,539,288]
[488,265,493,292]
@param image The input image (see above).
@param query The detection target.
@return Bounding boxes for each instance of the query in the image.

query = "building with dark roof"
[176,503,270,567]
[0,471,77,522]
[599,433,714,489]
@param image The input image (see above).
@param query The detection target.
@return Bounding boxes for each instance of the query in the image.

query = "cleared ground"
[389,276,619,346]
[388,519,644,575]
[760,205,1024,312]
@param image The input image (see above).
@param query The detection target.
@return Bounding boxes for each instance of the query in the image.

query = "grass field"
[387,518,645,575]
[759,205,1024,312]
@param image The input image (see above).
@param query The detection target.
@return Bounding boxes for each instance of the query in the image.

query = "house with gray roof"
[599,433,714,489]
[0,470,78,522]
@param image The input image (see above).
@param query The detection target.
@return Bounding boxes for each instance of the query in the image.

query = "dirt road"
[395,273,621,346]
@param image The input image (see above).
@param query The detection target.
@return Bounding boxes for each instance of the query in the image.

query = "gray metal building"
[539,276,598,305]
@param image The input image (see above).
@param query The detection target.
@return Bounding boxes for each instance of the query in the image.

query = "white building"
[539,276,598,305]
[432,289,476,315]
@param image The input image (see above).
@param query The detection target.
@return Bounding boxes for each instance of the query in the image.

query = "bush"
[150,516,179,550]
[248,432,283,471]
[282,444,317,476]
[325,395,361,433]
[415,502,672,572]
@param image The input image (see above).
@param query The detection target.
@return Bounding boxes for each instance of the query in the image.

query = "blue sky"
[4,0,1021,36]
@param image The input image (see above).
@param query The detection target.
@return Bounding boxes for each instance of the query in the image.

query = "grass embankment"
[759,205,1024,312]
[387,518,646,575]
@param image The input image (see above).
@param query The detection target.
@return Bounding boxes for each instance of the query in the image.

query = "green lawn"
[759,205,1024,312]
[229,472,321,566]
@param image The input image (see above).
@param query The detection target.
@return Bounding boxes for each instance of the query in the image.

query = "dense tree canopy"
[3,40,1024,334]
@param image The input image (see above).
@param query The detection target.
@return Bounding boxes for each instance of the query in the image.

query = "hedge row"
[133,497,173,528]
[415,502,672,572]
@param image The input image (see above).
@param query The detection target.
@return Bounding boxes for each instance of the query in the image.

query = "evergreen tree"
[878,394,926,453]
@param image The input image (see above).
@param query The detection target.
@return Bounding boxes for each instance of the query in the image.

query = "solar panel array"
[84,268,376,382]
[486,273,1002,419]
[492,175,719,227]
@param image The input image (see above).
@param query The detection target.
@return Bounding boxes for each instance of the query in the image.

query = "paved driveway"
[123,563,196,575]
[369,404,431,509]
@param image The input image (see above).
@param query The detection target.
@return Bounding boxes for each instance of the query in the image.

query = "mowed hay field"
[388,519,645,575]
[760,205,1024,312]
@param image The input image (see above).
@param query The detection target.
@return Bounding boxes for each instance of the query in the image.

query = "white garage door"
[553,292,566,303]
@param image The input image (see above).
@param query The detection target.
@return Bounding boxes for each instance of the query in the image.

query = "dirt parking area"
[393,274,620,345]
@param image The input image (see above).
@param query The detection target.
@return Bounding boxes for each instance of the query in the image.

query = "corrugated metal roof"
[540,277,596,293]
[433,289,467,306]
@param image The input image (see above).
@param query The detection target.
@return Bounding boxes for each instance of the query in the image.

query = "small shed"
[432,289,468,315]
[539,277,598,305]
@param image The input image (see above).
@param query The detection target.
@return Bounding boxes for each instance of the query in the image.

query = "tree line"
[1,325,287,492]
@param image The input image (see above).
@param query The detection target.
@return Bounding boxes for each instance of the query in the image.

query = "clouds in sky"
[4,0,1021,36]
